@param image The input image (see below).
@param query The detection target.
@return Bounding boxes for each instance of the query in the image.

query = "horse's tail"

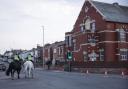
[6,63,12,76]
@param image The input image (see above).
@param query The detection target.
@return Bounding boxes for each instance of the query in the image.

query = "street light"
[42,26,45,68]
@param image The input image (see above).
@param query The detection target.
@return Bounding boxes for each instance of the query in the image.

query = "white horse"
[23,61,34,78]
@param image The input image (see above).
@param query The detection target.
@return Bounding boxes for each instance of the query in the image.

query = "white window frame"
[91,22,96,32]
[73,39,76,51]
[120,49,127,60]
[117,29,126,42]
[88,51,98,61]
[99,49,104,61]
[85,18,91,30]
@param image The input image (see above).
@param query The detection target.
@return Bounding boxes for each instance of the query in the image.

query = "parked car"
[0,62,6,71]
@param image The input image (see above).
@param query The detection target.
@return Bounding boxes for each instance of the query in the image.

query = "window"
[73,39,76,51]
[88,35,96,46]
[88,39,96,43]
[120,29,125,41]
[85,18,91,30]
[83,51,88,61]
[65,36,69,46]
[80,17,96,32]
[65,36,72,47]
[88,50,98,61]
[48,48,50,59]
[80,23,85,32]
[91,22,96,32]
[120,49,127,60]
[99,49,104,61]
[117,29,126,41]
[69,36,72,47]
[58,47,60,55]
[61,47,64,55]
[54,49,57,53]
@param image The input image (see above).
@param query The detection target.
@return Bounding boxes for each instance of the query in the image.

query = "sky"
[0,0,128,54]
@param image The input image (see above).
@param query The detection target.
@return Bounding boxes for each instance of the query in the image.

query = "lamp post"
[42,26,45,68]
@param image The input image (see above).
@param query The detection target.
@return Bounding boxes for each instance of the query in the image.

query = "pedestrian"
[46,60,51,70]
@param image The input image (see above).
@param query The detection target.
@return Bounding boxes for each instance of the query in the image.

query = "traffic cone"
[86,70,89,74]
[104,70,108,77]
[121,71,124,77]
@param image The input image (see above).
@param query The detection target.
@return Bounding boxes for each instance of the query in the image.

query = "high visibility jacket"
[28,55,32,61]
[14,55,19,61]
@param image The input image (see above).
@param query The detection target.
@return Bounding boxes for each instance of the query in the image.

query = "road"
[0,68,128,89]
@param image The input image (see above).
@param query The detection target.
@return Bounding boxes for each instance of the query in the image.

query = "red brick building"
[52,41,66,63]
[44,44,53,62]
[65,0,128,62]
[43,41,66,65]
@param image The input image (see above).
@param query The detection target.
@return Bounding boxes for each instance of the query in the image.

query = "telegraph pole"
[42,26,45,68]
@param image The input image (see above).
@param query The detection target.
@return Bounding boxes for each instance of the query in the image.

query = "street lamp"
[42,26,45,68]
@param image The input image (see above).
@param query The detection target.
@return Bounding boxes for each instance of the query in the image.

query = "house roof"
[91,1,128,23]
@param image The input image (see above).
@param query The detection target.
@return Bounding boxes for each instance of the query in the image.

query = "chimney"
[113,2,119,6]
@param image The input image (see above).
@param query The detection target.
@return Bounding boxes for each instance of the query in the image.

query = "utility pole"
[42,26,45,68]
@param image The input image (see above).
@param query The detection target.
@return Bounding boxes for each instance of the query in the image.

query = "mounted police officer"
[14,54,20,62]
[27,54,34,63]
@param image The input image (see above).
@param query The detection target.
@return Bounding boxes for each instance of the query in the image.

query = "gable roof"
[89,0,128,23]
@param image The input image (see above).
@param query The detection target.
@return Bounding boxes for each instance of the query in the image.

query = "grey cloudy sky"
[0,0,128,54]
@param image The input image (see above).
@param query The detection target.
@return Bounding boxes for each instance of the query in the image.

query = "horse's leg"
[17,70,20,79]
[24,65,27,78]
[24,69,27,78]
[28,68,31,78]
[25,68,28,78]
[31,69,34,78]
[11,70,15,80]
[11,70,13,80]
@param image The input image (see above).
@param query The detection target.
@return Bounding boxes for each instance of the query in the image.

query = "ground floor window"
[120,49,127,60]
[99,48,104,61]
[88,50,98,61]
[83,51,88,61]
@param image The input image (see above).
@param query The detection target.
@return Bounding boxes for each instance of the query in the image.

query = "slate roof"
[92,1,128,23]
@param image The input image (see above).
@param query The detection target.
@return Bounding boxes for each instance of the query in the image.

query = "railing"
[56,61,128,68]
[70,61,128,68]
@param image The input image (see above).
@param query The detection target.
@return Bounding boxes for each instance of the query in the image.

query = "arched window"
[85,18,91,30]
[80,17,96,32]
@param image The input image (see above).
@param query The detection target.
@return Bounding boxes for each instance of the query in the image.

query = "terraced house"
[65,0,128,62]
[43,41,65,65]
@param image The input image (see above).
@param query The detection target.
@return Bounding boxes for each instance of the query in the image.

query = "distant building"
[52,41,65,63]
[65,0,128,62]
[43,44,53,63]
[37,45,43,60]
[43,41,66,65]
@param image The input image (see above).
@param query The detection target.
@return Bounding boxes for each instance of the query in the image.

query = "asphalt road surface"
[0,68,128,89]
